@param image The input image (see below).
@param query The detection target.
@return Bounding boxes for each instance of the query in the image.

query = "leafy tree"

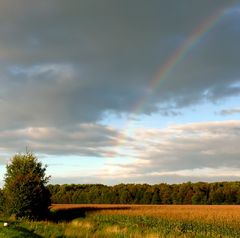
[134,188,145,204]
[223,183,238,204]
[120,190,132,204]
[142,189,153,204]
[3,152,51,220]
[152,189,161,204]
[209,184,225,204]
[0,189,4,212]
[159,184,172,204]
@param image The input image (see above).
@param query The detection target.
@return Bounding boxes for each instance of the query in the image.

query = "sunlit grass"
[0,205,240,237]
[52,204,240,227]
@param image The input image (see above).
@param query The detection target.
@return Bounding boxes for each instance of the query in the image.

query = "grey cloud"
[218,108,240,115]
[0,124,124,157]
[0,1,240,129]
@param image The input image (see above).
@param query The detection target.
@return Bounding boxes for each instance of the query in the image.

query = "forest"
[48,181,240,205]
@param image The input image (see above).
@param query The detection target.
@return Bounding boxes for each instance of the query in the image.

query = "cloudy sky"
[0,0,240,185]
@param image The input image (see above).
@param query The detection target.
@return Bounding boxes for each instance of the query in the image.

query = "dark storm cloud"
[0,0,239,129]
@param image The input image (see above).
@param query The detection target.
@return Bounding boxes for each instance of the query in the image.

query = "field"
[0,204,239,237]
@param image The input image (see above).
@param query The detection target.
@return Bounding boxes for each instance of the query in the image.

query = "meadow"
[0,204,239,237]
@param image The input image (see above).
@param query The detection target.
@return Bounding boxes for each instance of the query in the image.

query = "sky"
[0,0,240,186]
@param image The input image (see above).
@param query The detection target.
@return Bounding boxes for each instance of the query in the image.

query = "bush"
[3,152,51,220]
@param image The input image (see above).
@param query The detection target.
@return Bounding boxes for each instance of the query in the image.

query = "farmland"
[0,204,239,237]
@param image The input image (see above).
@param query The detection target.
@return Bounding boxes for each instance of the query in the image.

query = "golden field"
[51,204,240,227]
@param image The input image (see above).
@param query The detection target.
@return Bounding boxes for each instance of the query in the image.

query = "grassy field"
[0,204,239,237]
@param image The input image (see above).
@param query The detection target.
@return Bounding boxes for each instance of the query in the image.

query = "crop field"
[0,204,240,237]
[51,204,240,223]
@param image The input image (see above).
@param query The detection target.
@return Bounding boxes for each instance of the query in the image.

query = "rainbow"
[110,3,233,160]
[131,3,231,116]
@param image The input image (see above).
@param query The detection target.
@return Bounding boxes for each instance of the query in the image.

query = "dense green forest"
[48,182,240,205]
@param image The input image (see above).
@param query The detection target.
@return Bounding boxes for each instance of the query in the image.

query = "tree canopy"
[48,182,240,205]
[3,152,51,219]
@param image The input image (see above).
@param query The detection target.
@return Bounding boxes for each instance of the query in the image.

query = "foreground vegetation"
[0,205,239,237]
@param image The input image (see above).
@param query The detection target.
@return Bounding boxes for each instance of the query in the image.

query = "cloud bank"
[0,1,239,130]
[0,120,239,184]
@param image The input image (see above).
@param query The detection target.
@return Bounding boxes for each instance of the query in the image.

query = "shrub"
[3,152,51,220]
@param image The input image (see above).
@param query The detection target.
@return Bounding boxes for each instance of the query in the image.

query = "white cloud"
[1,120,239,170]
[97,120,240,183]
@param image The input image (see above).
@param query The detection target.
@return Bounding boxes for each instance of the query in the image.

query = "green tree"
[152,188,161,204]
[142,189,153,204]
[120,190,132,204]
[3,152,51,220]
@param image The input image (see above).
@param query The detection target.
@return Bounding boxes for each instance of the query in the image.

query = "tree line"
[48,181,240,205]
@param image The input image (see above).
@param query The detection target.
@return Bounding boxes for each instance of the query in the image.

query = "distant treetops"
[48,181,240,205]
